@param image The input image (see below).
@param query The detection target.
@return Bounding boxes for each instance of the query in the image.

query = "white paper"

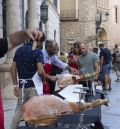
[58,84,83,102]
[32,72,43,95]
[96,85,102,91]
[92,82,96,97]
[55,81,60,91]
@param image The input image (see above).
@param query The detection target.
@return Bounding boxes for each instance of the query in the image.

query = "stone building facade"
[0,0,60,99]
[60,0,96,52]
[60,0,110,52]
[46,0,60,44]
[108,0,120,48]
[96,0,109,48]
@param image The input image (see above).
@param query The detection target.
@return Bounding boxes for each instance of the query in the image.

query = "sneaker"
[90,123,95,128]
[115,79,120,82]
[109,87,112,91]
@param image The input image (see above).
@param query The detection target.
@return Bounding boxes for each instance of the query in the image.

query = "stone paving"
[101,72,120,129]
[3,72,120,129]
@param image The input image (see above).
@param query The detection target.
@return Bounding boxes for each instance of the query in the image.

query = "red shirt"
[68,54,79,70]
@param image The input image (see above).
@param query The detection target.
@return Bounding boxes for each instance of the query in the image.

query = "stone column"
[0,0,21,99]
[6,0,21,60]
[28,0,38,29]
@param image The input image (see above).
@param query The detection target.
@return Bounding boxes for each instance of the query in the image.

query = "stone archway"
[98,27,109,47]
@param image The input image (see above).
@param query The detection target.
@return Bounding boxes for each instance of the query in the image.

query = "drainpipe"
[22,0,25,29]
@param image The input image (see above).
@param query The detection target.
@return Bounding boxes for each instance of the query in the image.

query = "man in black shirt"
[0,28,44,129]
[99,43,112,90]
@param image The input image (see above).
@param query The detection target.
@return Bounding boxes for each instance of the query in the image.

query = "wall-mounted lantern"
[105,12,109,21]
[40,2,48,24]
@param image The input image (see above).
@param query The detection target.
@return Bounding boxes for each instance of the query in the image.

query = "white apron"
[32,72,43,95]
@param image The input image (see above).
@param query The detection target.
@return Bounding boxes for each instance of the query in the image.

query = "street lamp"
[40,1,48,24]
[96,13,102,34]
[105,12,109,21]
[40,1,48,38]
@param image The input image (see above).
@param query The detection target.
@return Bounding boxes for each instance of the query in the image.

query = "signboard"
[68,38,75,44]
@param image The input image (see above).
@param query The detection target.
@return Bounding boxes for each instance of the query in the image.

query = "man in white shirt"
[43,40,78,93]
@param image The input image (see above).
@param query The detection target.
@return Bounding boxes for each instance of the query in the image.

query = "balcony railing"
[60,9,79,20]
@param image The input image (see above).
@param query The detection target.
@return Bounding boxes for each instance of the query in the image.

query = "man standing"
[112,44,120,81]
[78,42,105,129]
[43,40,78,94]
[0,29,43,129]
[99,43,112,90]
[11,32,45,129]
[78,42,100,88]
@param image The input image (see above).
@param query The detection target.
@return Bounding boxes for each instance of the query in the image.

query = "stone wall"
[60,0,96,52]
[0,64,16,99]
[108,0,120,48]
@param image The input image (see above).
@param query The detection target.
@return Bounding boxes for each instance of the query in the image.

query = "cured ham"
[22,95,109,126]
[57,75,78,88]
[58,72,97,89]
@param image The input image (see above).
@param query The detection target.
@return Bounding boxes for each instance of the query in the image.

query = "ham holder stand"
[73,86,89,129]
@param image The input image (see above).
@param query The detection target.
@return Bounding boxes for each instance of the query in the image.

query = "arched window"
[54,30,56,41]
[25,10,28,29]
[115,6,118,23]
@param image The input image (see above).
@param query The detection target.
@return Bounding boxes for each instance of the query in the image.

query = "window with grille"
[115,6,118,23]
[53,0,57,9]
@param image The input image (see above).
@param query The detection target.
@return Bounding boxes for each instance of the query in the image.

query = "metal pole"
[96,28,98,47]
[22,0,25,30]
[45,23,47,39]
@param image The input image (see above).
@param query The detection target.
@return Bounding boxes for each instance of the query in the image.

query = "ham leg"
[58,72,97,89]
[22,95,109,126]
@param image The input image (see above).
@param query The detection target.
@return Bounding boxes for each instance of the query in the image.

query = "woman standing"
[68,42,80,70]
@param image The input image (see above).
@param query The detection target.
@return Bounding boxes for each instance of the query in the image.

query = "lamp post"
[105,12,109,21]
[40,1,48,37]
[40,1,48,24]
[95,12,109,46]
[96,13,102,46]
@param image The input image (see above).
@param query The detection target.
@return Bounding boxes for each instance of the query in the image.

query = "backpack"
[115,52,120,62]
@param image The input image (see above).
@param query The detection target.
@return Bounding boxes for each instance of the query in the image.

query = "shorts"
[114,62,120,71]
[102,63,111,76]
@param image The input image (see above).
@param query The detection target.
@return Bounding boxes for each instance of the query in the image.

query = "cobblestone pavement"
[3,72,120,129]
